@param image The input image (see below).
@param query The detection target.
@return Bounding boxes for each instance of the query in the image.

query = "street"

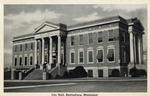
[4,78,147,92]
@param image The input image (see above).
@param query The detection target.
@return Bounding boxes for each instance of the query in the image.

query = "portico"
[128,23,144,66]
[33,22,67,71]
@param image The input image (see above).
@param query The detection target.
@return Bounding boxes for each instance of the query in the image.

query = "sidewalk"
[4,77,147,82]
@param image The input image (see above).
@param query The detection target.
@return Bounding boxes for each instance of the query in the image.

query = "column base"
[47,64,51,70]
[40,65,43,70]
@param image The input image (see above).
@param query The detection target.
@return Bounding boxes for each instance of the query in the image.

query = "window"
[25,43,28,51]
[37,42,39,49]
[88,33,93,44]
[121,32,126,42]
[30,56,33,65]
[88,70,93,77]
[98,70,103,77]
[15,58,17,66]
[98,31,102,43]
[20,44,22,51]
[108,30,114,41]
[71,36,75,46]
[31,43,33,50]
[20,57,22,66]
[70,52,75,64]
[14,45,17,52]
[97,49,103,62]
[88,50,94,63]
[61,53,64,64]
[107,48,115,62]
[122,47,126,63]
[79,35,83,45]
[78,51,84,63]
[25,57,27,65]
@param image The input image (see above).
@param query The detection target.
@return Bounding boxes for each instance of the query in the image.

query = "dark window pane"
[107,49,114,61]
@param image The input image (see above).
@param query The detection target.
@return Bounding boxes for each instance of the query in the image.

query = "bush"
[111,69,120,77]
[62,71,69,78]
[68,66,87,78]
[48,73,53,79]
[55,74,61,79]
[139,69,147,77]
[129,67,140,77]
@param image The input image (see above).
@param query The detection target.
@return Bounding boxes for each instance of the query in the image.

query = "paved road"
[4,79,147,92]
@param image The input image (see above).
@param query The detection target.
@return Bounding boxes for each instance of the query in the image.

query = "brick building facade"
[12,16,145,79]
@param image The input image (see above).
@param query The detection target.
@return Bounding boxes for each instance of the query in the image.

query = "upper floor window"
[37,42,39,49]
[25,43,28,51]
[107,48,115,62]
[19,57,22,66]
[122,47,126,63]
[108,30,114,41]
[88,33,93,44]
[98,31,102,43]
[31,42,33,50]
[121,32,126,42]
[79,35,83,45]
[70,52,75,64]
[14,45,17,52]
[25,57,27,65]
[30,56,33,65]
[71,36,75,46]
[78,51,84,63]
[97,49,103,62]
[20,44,22,52]
[15,58,17,66]
[88,50,94,63]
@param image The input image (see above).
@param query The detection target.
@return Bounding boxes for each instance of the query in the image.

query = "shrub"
[129,67,140,77]
[139,69,147,77]
[48,73,53,79]
[111,69,120,77]
[55,74,61,79]
[68,66,87,78]
[62,71,69,78]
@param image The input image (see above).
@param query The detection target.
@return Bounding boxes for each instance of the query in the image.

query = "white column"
[49,37,53,64]
[57,36,61,64]
[138,35,141,64]
[34,39,37,65]
[129,32,134,64]
[57,35,61,75]
[42,38,45,64]
[141,36,144,64]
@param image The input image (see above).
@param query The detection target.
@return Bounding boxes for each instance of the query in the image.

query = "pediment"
[133,19,144,31]
[34,22,59,34]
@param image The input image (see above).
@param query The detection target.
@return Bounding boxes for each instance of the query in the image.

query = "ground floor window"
[88,70,93,77]
[98,69,103,77]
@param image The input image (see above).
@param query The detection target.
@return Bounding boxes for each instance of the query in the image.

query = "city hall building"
[12,16,145,79]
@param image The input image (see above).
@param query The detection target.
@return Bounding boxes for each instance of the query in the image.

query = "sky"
[4,4,147,67]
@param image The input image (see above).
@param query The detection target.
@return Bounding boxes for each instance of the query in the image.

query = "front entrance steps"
[24,69,44,80]
[23,65,67,80]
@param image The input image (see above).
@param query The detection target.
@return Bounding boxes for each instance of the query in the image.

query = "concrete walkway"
[5,77,147,82]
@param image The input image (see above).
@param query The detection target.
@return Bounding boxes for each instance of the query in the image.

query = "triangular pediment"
[33,22,59,34]
[133,19,144,31]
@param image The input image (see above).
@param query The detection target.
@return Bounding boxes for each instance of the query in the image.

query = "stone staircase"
[24,68,44,80]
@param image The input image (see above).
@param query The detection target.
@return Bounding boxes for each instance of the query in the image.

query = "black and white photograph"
[4,4,147,93]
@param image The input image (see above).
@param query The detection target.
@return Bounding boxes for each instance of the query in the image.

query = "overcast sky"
[4,4,147,67]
